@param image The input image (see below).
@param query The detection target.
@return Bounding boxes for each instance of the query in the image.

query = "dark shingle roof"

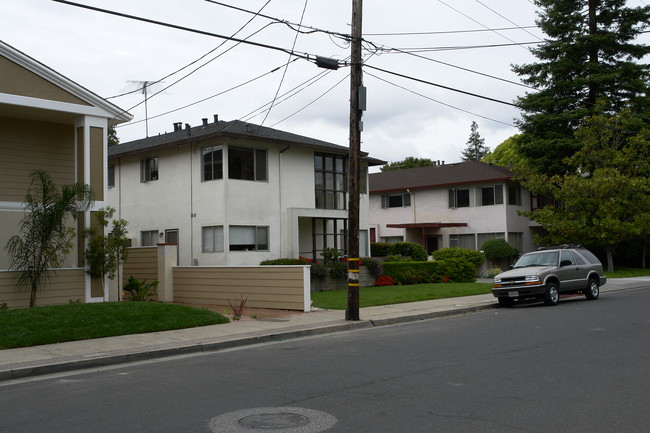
[369,160,513,193]
[109,119,384,165]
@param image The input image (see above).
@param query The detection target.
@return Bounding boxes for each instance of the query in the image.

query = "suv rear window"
[576,249,601,265]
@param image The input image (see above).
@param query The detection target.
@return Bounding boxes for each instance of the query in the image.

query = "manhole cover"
[210,407,337,433]
[238,412,310,429]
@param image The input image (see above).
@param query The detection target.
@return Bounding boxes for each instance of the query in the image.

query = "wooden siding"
[0,269,85,309]
[0,117,74,202]
[122,247,158,284]
[173,266,308,311]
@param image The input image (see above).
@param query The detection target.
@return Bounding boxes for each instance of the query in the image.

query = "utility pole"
[346,0,363,321]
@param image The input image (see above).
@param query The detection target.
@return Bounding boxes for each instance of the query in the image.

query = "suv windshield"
[513,251,559,268]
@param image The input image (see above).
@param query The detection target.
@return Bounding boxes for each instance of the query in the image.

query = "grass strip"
[0,302,229,349]
[312,282,492,310]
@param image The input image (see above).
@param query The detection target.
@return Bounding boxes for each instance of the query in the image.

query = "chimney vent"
[185,123,191,136]
[202,118,208,126]
[214,114,219,123]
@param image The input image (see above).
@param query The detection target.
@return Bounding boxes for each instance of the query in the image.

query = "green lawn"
[605,267,650,278]
[311,282,493,310]
[0,302,229,349]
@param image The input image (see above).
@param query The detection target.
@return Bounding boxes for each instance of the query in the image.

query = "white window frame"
[202,226,224,253]
[448,188,471,208]
[202,145,223,181]
[381,192,411,208]
[141,230,159,246]
[229,225,269,252]
[228,146,267,181]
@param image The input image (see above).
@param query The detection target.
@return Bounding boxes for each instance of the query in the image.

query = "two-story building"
[108,118,384,266]
[369,160,536,255]
[0,40,132,306]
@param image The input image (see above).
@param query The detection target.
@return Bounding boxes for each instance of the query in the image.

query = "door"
[425,236,439,255]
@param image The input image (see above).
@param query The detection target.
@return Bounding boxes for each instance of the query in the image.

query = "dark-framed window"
[108,165,115,188]
[315,153,347,210]
[449,188,470,208]
[203,146,223,181]
[140,158,159,182]
[479,185,503,206]
[381,192,411,208]
[508,184,521,206]
[228,147,267,181]
[141,230,158,246]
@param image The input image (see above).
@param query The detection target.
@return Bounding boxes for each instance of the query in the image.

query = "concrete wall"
[0,268,85,309]
[173,266,310,311]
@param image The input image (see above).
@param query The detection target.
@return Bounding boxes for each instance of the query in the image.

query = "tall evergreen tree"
[461,121,490,161]
[513,0,650,175]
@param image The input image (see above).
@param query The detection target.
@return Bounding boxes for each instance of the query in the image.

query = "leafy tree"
[108,125,119,147]
[482,134,533,174]
[520,111,650,271]
[513,0,650,175]
[380,156,434,172]
[5,170,93,307]
[84,207,130,300]
[461,121,490,161]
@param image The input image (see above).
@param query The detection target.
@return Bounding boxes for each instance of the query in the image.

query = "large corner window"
[381,192,411,208]
[202,225,224,253]
[228,147,267,181]
[479,185,503,206]
[203,146,223,181]
[229,226,269,251]
[449,188,470,208]
[140,158,159,182]
[315,153,347,210]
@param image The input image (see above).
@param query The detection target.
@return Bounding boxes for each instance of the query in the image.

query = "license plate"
[508,291,519,298]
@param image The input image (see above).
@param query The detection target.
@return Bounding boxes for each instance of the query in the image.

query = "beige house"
[0,40,132,307]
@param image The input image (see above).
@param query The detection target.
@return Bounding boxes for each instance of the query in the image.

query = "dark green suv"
[491,245,607,307]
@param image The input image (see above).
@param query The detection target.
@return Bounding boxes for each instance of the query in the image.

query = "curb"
[369,303,498,326]
[0,321,372,382]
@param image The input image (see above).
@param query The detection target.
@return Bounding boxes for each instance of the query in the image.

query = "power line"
[365,70,515,127]
[473,0,543,41]
[364,64,519,107]
[53,0,313,61]
[363,25,539,36]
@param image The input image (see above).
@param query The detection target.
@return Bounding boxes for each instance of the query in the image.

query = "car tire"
[498,297,514,307]
[585,278,600,300]
[543,281,560,306]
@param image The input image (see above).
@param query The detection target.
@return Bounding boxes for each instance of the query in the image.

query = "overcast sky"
[2,0,648,168]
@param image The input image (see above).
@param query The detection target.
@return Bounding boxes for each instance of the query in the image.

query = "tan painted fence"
[122,247,158,285]
[0,269,85,309]
[174,266,310,311]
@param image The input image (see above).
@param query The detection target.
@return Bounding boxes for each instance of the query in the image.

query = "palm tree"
[5,170,93,307]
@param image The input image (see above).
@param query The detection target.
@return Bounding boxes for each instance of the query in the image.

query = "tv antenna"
[124,80,165,137]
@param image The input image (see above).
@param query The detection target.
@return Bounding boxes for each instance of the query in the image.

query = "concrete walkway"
[1,277,648,382]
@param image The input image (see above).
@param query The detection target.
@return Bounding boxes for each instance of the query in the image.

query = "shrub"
[390,242,428,261]
[431,248,485,267]
[260,258,312,265]
[321,247,341,264]
[380,259,475,285]
[371,242,392,257]
[361,257,381,278]
[374,275,395,286]
[123,276,158,302]
[480,239,519,260]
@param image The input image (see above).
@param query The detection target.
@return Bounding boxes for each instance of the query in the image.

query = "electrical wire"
[258,0,309,128]
[473,0,544,41]
[363,25,539,36]
[365,70,515,127]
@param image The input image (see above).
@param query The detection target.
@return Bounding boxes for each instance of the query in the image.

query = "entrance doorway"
[425,236,440,254]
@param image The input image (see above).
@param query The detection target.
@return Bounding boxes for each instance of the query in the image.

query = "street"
[2,288,650,433]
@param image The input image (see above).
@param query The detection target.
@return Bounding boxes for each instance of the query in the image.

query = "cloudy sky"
[2,1,647,168]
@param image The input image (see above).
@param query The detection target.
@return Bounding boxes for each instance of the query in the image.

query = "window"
[508,184,521,206]
[479,185,503,206]
[141,230,159,246]
[560,250,575,265]
[202,226,224,253]
[108,165,115,188]
[315,153,347,210]
[229,226,269,251]
[140,158,159,182]
[381,236,404,244]
[203,146,223,181]
[450,234,476,250]
[228,147,267,181]
[381,192,411,208]
[449,188,470,208]
[165,229,179,244]
[478,232,505,249]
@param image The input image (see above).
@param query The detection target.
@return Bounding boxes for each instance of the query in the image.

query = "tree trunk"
[606,246,614,273]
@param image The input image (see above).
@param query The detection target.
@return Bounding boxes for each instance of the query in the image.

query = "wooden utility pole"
[346,0,363,321]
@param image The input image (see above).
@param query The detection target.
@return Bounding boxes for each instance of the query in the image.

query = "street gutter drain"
[238,413,310,429]
[209,407,337,433]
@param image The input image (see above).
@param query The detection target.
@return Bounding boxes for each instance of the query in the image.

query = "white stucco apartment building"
[108,118,384,266]
[368,160,538,254]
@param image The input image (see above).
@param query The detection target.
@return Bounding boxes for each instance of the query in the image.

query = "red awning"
[386,222,468,229]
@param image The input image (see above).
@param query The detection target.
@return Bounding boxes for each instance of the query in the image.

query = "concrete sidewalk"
[1,277,648,382]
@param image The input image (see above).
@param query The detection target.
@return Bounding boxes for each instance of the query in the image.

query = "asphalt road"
[2,288,649,433]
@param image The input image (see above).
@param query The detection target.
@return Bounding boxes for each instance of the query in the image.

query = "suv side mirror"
[560,259,572,267]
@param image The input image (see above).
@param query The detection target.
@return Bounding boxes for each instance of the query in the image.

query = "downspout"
[190,142,195,266]
[279,146,291,258]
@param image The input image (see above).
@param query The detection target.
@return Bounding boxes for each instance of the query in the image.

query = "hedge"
[370,241,428,261]
[380,258,475,284]
[430,248,484,267]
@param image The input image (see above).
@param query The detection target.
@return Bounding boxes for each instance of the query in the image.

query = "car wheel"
[498,297,514,307]
[543,281,560,306]
[585,278,599,300]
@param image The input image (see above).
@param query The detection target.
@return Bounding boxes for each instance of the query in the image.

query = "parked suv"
[492,245,607,307]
